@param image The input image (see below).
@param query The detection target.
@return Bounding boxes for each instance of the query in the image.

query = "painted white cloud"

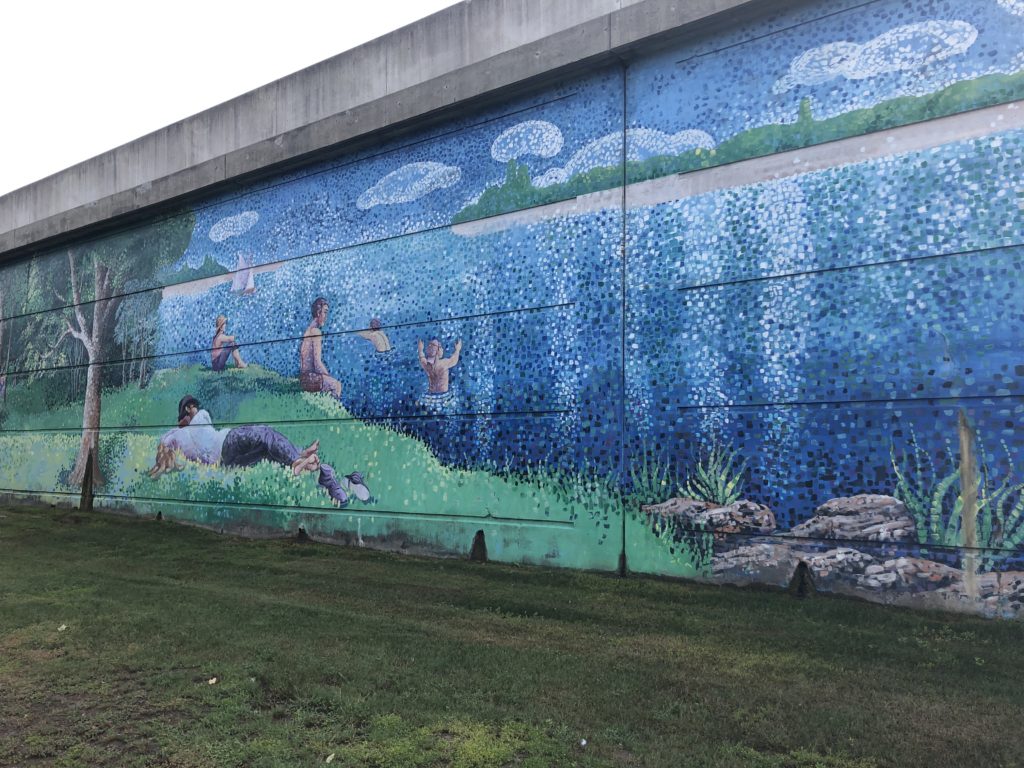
[997,0,1024,16]
[209,210,258,242]
[356,161,461,210]
[533,127,715,188]
[491,120,564,162]
[774,20,978,94]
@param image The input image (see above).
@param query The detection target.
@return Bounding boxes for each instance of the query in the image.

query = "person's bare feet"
[291,453,320,475]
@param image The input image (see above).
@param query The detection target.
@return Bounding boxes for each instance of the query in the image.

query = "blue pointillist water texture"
[158,125,1024,531]
[626,129,1024,527]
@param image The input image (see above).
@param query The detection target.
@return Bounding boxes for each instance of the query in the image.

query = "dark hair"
[177,394,200,424]
[369,317,381,330]
[311,297,329,318]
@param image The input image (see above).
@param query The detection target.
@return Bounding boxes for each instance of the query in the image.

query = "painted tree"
[114,280,162,388]
[0,281,6,379]
[0,258,36,404]
[54,213,194,485]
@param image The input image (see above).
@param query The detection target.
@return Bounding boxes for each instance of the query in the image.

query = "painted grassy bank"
[0,366,631,570]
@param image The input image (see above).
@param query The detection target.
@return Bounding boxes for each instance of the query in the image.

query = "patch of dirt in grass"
[610,746,640,766]
[55,514,86,525]
[0,649,186,767]
[714,744,880,767]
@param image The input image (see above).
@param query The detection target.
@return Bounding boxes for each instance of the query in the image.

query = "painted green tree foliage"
[0,259,37,401]
[52,213,195,485]
[114,280,162,389]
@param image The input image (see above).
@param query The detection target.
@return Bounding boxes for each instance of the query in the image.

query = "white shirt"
[161,409,229,465]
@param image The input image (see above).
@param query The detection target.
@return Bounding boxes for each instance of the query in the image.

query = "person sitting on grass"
[299,297,342,398]
[211,315,247,372]
[148,395,370,507]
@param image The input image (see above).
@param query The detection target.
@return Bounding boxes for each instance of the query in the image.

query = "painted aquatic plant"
[891,428,1024,571]
[627,451,678,507]
[680,442,747,506]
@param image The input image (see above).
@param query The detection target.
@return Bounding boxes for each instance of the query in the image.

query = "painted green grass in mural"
[452,69,1024,224]
[3,508,1024,768]
[0,366,623,529]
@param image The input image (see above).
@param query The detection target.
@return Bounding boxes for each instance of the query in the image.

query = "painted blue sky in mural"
[172,0,1024,278]
[173,68,622,273]
[635,0,1024,135]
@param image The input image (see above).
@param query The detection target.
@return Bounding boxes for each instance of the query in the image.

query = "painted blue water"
[158,126,1024,529]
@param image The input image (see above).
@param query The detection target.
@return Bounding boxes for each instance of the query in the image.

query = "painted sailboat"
[230,253,256,295]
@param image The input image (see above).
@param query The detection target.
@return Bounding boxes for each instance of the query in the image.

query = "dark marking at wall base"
[470,529,488,563]
[788,561,816,599]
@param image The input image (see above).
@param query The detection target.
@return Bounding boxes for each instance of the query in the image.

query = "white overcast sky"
[0,0,462,197]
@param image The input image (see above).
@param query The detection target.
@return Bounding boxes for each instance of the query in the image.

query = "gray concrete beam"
[0,0,765,258]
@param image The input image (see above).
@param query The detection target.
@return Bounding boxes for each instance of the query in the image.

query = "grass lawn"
[2,507,1023,768]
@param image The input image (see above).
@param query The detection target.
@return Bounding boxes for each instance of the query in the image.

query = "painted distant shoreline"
[453,68,1024,224]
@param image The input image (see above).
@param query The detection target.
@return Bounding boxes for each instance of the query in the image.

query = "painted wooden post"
[958,410,978,600]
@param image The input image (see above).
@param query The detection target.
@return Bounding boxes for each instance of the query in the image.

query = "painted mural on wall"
[1,0,1023,616]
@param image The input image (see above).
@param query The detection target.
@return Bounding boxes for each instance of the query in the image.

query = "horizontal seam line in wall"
[0,170,608,326]
[86,492,578,527]
[10,94,1021,327]
[2,301,576,377]
[0,489,79,498]
[0,408,576,434]
[674,0,884,67]
[12,235,1024,376]
[3,90,579,272]
[670,391,1024,414]
[1,194,589,325]
[642,521,1022,555]
[662,240,1022,296]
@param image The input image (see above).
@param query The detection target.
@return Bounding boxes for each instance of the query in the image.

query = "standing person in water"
[417,337,462,395]
[357,317,393,353]
[299,297,343,399]
[211,315,247,371]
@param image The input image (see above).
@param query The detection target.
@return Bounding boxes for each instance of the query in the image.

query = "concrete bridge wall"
[0,0,759,255]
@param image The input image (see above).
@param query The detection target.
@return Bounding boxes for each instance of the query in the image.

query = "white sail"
[231,253,256,295]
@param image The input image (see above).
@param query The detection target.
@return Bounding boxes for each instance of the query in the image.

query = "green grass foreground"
[2,509,1023,768]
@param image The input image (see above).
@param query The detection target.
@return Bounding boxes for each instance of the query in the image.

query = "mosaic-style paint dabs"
[2,0,1024,616]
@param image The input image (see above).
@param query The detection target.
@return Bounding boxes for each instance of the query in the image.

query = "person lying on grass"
[148,395,370,507]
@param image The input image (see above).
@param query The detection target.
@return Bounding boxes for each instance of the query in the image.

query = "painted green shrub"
[891,431,1024,570]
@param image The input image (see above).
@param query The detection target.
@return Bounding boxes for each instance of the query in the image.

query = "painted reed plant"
[627,450,679,507]
[681,441,748,506]
[891,427,1024,570]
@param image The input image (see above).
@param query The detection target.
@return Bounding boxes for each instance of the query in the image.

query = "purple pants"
[211,344,238,372]
[221,425,350,504]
